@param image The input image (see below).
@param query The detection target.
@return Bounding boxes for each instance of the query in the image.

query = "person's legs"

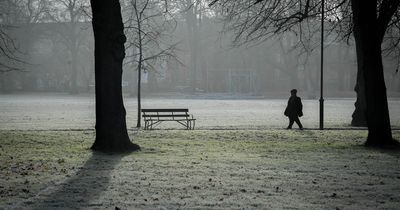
[294,116,303,129]
[287,117,295,129]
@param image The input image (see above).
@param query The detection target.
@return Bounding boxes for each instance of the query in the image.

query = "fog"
[0,0,399,98]
[2,2,400,209]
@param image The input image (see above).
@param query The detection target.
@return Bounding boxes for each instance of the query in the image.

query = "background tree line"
[1,0,400,151]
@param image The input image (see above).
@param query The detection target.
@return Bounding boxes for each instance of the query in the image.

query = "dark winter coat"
[284,96,303,117]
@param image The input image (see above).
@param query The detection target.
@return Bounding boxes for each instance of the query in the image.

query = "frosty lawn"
[1,129,400,209]
[1,94,400,130]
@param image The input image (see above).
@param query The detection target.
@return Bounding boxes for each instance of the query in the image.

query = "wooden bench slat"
[142,114,189,118]
[145,119,192,121]
[142,108,189,112]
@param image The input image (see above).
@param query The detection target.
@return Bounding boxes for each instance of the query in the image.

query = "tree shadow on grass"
[30,152,126,209]
[364,141,400,158]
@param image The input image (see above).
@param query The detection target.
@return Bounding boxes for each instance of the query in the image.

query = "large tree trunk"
[351,0,396,146]
[90,0,140,152]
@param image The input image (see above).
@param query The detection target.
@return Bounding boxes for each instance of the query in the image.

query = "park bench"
[141,108,196,130]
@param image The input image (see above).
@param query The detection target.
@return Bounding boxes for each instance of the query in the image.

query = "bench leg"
[187,120,194,130]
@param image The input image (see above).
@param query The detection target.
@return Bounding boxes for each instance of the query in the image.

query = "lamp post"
[319,0,325,130]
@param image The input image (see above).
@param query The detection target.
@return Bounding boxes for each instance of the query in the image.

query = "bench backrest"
[142,108,190,120]
[142,108,189,112]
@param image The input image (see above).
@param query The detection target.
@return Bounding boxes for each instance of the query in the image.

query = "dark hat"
[290,89,297,94]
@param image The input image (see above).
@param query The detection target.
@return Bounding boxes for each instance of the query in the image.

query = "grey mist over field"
[1,0,400,132]
[1,1,399,98]
[1,1,400,209]
[1,0,399,130]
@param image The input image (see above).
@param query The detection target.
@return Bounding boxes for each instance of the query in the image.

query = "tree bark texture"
[351,0,396,146]
[90,0,140,152]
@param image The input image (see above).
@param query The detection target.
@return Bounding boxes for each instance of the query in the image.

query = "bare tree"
[0,25,20,72]
[210,0,400,147]
[0,0,51,93]
[123,0,179,128]
[182,0,201,92]
[178,0,207,92]
[0,1,21,73]
[350,0,399,146]
[0,0,49,73]
[46,0,90,93]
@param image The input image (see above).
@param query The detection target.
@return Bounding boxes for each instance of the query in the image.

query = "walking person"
[284,89,303,130]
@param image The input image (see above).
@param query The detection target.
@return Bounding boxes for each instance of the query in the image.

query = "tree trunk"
[351,21,367,127]
[185,0,198,93]
[0,74,7,93]
[70,47,79,94]
[136,56,142,128]
[90,0,140,152]
[351,55,367,126]
[136,13,143,128]
[68,14,79,94]
[351,0,396,146]
[288,71,299,89]
[130,46,138,97]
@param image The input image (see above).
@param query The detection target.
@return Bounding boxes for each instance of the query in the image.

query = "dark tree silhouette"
[209,0,400,147]
[351,0,399,146]
[90,0,140,152]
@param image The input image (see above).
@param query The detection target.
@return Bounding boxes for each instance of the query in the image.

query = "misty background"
[1,0,399,98]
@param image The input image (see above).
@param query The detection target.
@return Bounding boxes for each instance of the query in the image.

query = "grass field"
[1,94,399,130]
[1,129,400,209]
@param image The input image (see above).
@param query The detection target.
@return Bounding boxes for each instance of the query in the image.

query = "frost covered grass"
[1,129,400,209]
[1,94,400,130]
